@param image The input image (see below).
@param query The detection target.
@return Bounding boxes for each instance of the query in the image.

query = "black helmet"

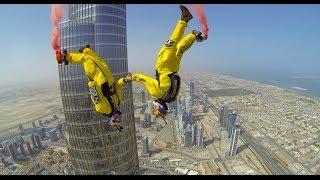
[79,44,91,52]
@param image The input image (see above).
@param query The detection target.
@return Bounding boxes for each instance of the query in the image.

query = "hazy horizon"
[0,4,320,87]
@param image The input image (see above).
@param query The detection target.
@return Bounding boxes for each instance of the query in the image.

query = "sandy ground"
[0,80,62,133]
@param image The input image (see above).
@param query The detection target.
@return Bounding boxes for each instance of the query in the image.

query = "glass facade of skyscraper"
[58,4,138,175]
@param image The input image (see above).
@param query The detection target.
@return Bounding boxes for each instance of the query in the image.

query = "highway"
[240,132,292,175]
[194,85,295,175]
[137,82,298,175]
[242,118,305,165]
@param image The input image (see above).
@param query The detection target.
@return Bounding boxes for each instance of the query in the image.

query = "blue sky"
[0,4,319,86]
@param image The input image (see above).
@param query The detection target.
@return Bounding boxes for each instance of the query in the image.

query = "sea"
[216,69,320,98]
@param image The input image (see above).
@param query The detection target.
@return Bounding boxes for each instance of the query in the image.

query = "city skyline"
[0,4,320,175]
[1,4,320,86]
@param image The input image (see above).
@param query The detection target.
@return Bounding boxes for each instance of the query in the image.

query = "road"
[241,116,313,173]
[194,85,296,175]
[240,132,293,175]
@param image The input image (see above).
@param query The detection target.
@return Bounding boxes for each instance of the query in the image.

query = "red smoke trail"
[50,4,64,55]
[191,4,209,39]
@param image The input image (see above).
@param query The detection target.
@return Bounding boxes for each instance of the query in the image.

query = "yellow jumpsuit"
[132,20,197,99]
[66,47,125,115]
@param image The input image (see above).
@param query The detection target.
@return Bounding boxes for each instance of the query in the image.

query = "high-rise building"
[221,106,233,129]
[38,127,46,140]
[59,4,138,174]
[229,127,240,156]
[183,125,193,147]
[49,129,59,142]
[176,97,181,118]
[139,91,146,114]
[39,120,45,127]
[219,107,225,126]
[26,141,33,155]
[147,101,153,114]
[56,124,64,139]
[227,111,237,138]
[18,124,23,131]
[32,121,37,129]
[189,81,194,102]
[185,96,192,117]
[147,91,151,101]
[56,124,63,132]
[30,134,37,150]
[191,123,196,145]
[34,135,43,150]
[0,148,4,157]
[146,100,154,123]
[141,91,146,104]
[142,137,149,155]
[0,155,6,165]
[145,114,152,125]
[196,121,204,148]
[203,94,208,113]
[8,143,17,161]
[178,114,184,135]
[19,143,27,156]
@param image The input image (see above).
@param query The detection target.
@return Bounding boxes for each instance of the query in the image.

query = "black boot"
[180,5,193,23]
[62,49,69,65]
[192,30,205,42]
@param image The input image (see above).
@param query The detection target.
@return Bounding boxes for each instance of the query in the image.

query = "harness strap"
[90,59,118,116]
[159,73,180,103]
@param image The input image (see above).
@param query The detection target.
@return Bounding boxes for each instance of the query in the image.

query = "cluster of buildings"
[0,122,65,167]
[174,82,205,148]
[135,91,156,128]
[219,106,241,157]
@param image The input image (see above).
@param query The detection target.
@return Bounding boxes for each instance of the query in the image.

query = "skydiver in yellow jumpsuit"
[56,45,132,132]
[129,5,206,122]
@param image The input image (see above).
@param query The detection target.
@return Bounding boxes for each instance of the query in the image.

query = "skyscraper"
[0,155,6,165]
[19,143,27,156]
[8,143,17,161]
[142,137,149,155]
[26,141,33,155]
[183,124,193,147]
[185,96,192,117]
[49,129,59,142]
[222,106,233,129]
[189,81,194,102]
[30,134,37,150]
[219,106,225,127]
[196,121,204,148]
[34,135,42,150]
[139,91,146,114]
[229,127,240,156]
[38,127,46,140]
[32,122,37,129]
[141,91,146,104]
[38,120,45,127]
[59,4,138,174]
[147,100,153,114]
[176,97,181,118]
[18,124,23,131]
[227,111,237,138]
[203,94,208,113]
